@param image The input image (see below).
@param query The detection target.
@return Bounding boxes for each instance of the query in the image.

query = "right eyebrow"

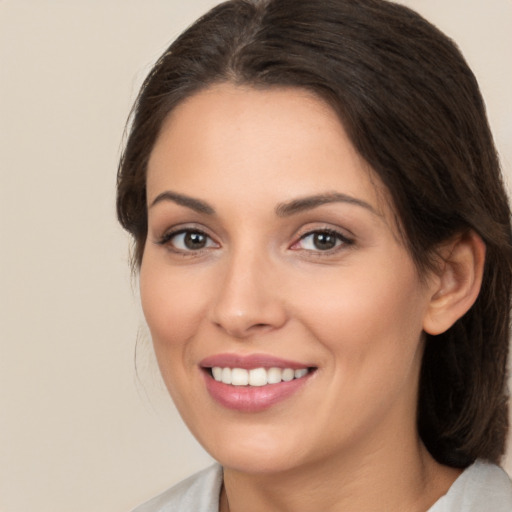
[149,191,215,215]
[275,192,379,217]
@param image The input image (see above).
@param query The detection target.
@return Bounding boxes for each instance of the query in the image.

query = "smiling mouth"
[207,366,316,387]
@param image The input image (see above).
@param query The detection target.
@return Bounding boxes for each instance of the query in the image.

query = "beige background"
[0,1,511,511]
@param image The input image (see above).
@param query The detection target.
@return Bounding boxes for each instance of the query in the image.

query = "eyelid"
[290,227,355,253]
[154,225,220,253]
[153,221,213,242]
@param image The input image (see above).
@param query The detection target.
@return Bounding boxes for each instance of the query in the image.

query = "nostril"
[209,286,288,337]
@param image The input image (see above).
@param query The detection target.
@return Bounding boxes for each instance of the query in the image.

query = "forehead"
[146,83,390,217]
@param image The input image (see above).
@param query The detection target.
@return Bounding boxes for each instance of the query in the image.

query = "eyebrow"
[149,190,377,217]
[275,192,378,217]
[149,191,215,215]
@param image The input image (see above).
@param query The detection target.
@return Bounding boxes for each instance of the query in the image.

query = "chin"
[194,421,309,474]
[215,447,304,475]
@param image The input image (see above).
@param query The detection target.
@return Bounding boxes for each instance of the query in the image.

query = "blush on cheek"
[303,264,426,362]
[140,270,206,358]
[143,298,193,348]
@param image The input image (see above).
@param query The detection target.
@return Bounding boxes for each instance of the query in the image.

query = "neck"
[221,427,460,512]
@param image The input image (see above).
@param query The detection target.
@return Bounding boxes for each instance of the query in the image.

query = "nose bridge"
[209,238,287,337]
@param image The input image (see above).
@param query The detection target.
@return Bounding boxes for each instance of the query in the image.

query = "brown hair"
[117,0,512,467]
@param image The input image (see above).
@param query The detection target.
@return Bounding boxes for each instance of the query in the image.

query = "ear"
[423,230,486,336]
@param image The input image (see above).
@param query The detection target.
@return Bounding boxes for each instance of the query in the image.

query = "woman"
[117,0,512,510]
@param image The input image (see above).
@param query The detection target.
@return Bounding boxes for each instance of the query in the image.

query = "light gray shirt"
[131,460,512,512]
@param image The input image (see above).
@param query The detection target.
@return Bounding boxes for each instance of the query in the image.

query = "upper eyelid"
[297,229,353,243]
[155,225,217,245]
[294,224,355,241]
[155,222,213,237]
[299,227,351,237]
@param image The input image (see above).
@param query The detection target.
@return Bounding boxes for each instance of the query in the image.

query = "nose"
[208,249,288,339]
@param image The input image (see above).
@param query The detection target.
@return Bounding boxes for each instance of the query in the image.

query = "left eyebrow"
[149,191,215,215]
[275,192,379,217]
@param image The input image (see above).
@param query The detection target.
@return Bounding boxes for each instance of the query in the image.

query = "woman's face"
[141,84,437,474]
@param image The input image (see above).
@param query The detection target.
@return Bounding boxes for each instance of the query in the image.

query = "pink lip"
[200,353,312,370]
[200,353,316,413]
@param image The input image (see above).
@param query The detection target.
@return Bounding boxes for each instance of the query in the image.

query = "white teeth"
[249,368,267,386]
[212,367,223,381]
[211,366,311,386]
[281,368,295,382]
[294,369,308,379]
[231,368,249,386]
[221,367,232,384]
[267,367,282,384]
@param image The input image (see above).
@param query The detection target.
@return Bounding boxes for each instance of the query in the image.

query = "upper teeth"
[211,367,309,386]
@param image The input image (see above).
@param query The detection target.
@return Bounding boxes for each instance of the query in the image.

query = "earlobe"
[423,230,486,336]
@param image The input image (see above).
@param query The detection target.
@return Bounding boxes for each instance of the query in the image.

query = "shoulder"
[428,460,512,512]
[130,464,223,512]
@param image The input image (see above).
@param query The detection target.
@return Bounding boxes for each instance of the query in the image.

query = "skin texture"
[141,84,483,511]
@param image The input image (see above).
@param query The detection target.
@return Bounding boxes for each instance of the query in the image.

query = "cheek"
[139,258,208,352]
[297,253,428,373]
[139,259,212,411]
[296,259,428,438]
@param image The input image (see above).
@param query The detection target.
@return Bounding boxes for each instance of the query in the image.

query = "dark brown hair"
[117,0,512,467]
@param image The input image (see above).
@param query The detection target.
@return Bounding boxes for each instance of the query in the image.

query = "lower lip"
[203,371,311,412]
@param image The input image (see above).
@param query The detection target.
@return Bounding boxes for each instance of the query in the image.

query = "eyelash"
[291,228,354,253]
[156,228,218,254]
[156,227,354,255]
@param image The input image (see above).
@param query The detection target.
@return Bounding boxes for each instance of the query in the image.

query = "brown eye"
[311,232,338,250]
[183,231,208,249]
[293,229,353,252]
[158,229,218,252]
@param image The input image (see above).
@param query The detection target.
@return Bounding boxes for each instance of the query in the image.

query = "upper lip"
[200,353,314,370]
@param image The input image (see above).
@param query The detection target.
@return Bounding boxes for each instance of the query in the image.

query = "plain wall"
[1,1,510,511]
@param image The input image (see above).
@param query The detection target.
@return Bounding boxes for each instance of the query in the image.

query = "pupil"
[185,232,206,249]
[314,232,336,250]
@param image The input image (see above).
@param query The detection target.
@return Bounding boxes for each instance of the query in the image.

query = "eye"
[157,229,218,252]
[292,229,353,252]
